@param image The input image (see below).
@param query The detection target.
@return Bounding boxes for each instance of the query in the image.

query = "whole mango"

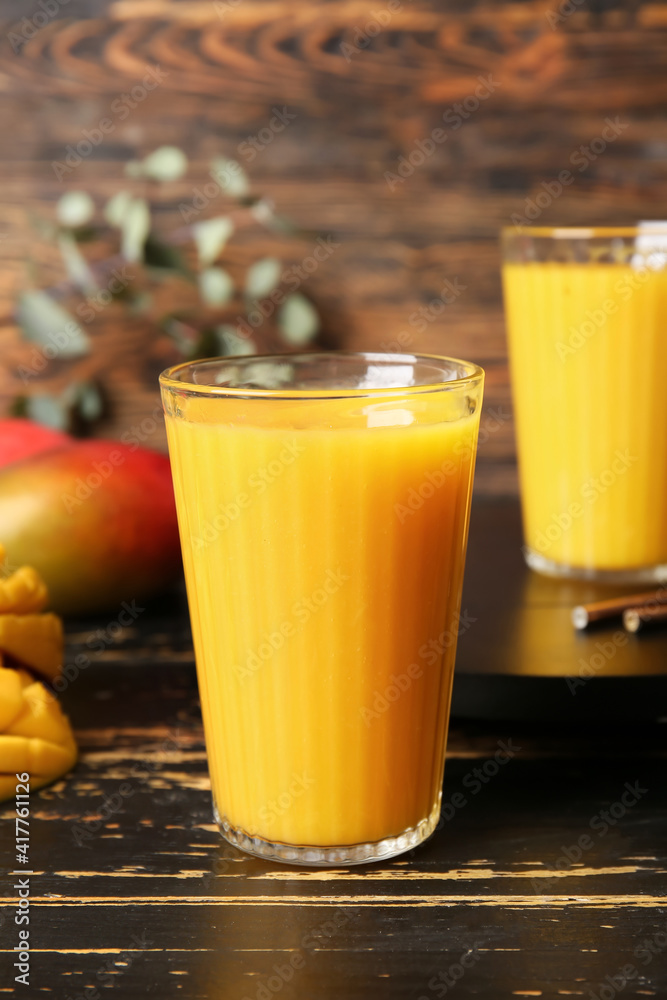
[0,441,181,615]
[0,418,72,468]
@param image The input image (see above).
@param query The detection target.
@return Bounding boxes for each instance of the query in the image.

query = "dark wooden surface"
[2,1,667,492]
[1,497,666,998]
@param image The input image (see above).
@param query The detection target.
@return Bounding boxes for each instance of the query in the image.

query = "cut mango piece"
[0,565,49,614]
[0,550,74,801]
[0,666,77,800]
[0,613,63,681]
[0,775,18,800]
[0,735,77,783]
[0,666,23,730]
[8,681,75,747]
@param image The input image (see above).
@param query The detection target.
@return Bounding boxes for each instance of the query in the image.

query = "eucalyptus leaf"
[216,324,255,356]
[128,291,153,315]
[73,381,104,421]
[25,394,70,431]
[104,190,133,227]
[277,293,319,345]
[57,191,94,228]
[250,199,274,225]
[144,235,191,278]
[121,198,151,263]
[245,257,281,300]
[199,267,235,307]
[192,216,234,266]
[210,157,250,198]
[58,233,98,295]
[17,290,90,358]
[188,329,219,361]
[265,213,301,236]
[9,396,28,418]
[141,146,188,182]
[162,316,198,354]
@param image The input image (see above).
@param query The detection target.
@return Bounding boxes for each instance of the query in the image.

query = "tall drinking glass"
[502,226,667,582]
[160,352,483,865]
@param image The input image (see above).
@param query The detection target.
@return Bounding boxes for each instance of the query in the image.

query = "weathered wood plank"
[1,502,666,998]
[1,2,666,492]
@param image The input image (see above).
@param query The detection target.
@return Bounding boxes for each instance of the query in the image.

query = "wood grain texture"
[1,499,666,997]
[2,675,667,998]
[0,1,666,493]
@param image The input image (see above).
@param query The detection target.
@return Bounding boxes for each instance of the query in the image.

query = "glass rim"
[159,351,484,401]
[501,225,667,240]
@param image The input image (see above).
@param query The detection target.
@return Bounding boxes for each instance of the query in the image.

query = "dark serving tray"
[452,498,667,721]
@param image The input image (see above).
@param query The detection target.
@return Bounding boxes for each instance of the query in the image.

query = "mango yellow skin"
[0,667,77,800]
[0,442,180,616]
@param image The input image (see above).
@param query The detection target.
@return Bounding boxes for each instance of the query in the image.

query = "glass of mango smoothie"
[502,226,667,582]
[160,352,483,865]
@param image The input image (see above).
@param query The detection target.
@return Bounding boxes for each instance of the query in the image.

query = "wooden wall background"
[1,0,666,493]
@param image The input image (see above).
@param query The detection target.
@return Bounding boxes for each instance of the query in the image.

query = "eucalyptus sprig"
[13,146,322,432]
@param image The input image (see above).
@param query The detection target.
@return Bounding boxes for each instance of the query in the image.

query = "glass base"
[524,546,667,585]
[213,797,441,867]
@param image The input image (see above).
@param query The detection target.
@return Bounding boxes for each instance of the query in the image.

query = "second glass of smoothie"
[502,226,667,582]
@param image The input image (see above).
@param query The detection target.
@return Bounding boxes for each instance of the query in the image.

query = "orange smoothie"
[161,354,483,861]
[503,259,667,574]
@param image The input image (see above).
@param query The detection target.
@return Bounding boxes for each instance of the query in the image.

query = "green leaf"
[57,191,94,228]
[199,267,235,307]
[161,316,198,354]
[210,157,250,198]
[141,146,188,182]
[121,198,151,263]
[192,216,234,266]
[250,199,274,226]
[25,394,70,431]
[264,212,300,236]
[216,324,255,356]
[72,381,104,421]
[128,291,153,315]
[16,290,90,358]
[70,225,97,244]
[9,395,28,418]
[58,233,98,295]
[245,257,281,300]
[144,235,191,278]
[277,293,320,345]
[188,328,219,361]
[104,190,133,227]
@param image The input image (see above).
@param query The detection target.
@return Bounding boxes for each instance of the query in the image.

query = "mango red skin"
[0,418,72,469]
[0,441,182,616]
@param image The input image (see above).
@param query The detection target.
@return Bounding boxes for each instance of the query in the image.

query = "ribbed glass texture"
[503,227,667,582]
[160,352,483,864]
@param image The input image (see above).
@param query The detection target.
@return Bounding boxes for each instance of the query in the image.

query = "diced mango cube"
[0,565,49,614]
[0,665,23,730]
[0,666,77,800]
[0,613,63,681]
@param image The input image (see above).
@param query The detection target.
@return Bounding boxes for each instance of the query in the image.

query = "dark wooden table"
[2,499,666,998]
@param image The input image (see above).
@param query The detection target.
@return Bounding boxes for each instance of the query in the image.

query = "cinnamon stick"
[623,604,667,634]
[571,589,667,630]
